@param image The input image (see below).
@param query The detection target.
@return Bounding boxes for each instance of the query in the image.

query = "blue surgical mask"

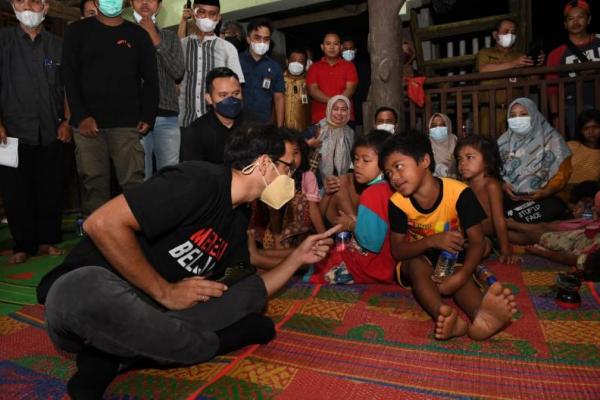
[508,116,532,135]
[215,97,242,119]
[342,49,356,61]
[429,126,448,141]
[98,0,123,17]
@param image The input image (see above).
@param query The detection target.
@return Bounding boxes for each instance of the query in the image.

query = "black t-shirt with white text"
[37,162,250,302]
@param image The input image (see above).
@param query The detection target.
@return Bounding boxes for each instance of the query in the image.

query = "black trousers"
[0,140,64,254]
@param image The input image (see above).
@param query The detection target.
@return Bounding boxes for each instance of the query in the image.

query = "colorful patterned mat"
[1,256,600,399]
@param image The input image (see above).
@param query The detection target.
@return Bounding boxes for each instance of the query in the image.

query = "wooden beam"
[272,2,367,29]
[0,0,80,21]
[415,13,517,41]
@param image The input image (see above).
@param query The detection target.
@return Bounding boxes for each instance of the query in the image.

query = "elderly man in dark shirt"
[0,0,72,264]
[180,67,256,164]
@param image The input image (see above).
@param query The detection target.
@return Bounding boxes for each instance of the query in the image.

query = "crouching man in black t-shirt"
[37,125,340,399]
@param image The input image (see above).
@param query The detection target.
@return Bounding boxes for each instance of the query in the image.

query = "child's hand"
[428,231,463,253]
[306,137,322,149]
[334,210,356,232]
[437,272,468,296]
[324,175,341,195]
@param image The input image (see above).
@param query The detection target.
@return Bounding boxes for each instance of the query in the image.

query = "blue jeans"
[141,116,180,179]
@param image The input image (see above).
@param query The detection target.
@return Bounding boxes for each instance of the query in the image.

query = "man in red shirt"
[306,32,358,124]
[546,0,599,136]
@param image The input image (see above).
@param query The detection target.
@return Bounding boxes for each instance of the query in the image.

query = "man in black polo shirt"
[39,125,339,399]
[0,0,72,264]
[180,67,256,163]
[63,0,159,216]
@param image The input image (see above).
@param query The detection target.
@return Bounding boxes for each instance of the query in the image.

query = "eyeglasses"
[276,159,296,176]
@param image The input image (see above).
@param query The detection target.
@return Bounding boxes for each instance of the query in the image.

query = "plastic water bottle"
[474,264,497,289]
[76,216,85,237]
[432,221,459,282]
[433,251,458,281]
[582,202,594,220]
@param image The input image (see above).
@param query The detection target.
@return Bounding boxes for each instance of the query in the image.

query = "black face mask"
[225,36,245,52]
[215,96,242,119]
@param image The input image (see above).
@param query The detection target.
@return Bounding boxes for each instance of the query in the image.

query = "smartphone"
[527,43,541,63]
[210,262,257,286]
[185,0,192,19]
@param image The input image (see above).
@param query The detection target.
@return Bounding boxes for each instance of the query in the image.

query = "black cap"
[193,0,220,7]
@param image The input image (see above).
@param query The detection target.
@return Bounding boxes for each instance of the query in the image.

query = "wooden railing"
[407,61,600,138]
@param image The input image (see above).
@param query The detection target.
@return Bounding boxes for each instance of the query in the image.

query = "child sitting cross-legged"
[381,133,517,340]
[305,130,395,284]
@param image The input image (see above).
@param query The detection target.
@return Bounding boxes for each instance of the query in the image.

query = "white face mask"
[251,41,269,56]
[196,17,218,33]
[14,9,45,28]
[497,33,516,48]
[342,49,355,61]
[429,126,449,141]
[508,116,532,135]
[376,123,395,134]
[133,10,156,24]
[287,61,304,75]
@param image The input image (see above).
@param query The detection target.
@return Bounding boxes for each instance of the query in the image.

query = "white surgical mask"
[251,41,269,56]
[287,61,304,76]
[376,123,395,134]
[497,33,516,48]
[429,126,448,141]
[14,9,45,28]
[342,49,355,61]
[508,116,531,135]
[133,10,156,24]
[196,17,218,33]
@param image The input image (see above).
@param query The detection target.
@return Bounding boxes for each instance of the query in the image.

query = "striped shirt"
[178,34,244,128]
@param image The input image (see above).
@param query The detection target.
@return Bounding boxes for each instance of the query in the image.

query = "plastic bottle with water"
[432,221,460,282]
[474,264,497,289]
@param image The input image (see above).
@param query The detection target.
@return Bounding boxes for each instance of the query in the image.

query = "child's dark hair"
[278,129,309,187]
[454,135,503,180]
[352,130,392,157]
[374,107,398,123]
[574,109,600,147]
[570,180,600,203]
[224,124,285,169]
[378,131,435,173]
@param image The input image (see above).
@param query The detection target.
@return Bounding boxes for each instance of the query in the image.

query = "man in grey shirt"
[132,0,185,179]
[0,0,72,264]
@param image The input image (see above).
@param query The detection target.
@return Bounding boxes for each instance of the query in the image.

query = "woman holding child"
[497,97,572,222]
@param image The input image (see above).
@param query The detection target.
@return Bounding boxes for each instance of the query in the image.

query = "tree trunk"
[365,0,406,132]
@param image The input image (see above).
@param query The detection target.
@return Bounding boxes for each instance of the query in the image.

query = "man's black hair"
[322,31,341,43]
[224,125,286,169]
[374,106,398,123]
[494,18,518,32]
[246,17,273,36]
[287,48,307,59]
[205,67,239,93]
[574,109,600,146]
[353,130,392,156]
[378,131,435,173]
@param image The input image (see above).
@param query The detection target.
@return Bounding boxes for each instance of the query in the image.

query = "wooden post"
[365,0,405,132]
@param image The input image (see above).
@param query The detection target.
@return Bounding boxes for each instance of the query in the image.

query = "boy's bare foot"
[8,252,29,264]
[434,304,468,340]
[468,282,517,341]
[38,245,64,256]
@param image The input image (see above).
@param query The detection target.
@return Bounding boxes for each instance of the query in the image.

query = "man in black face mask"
[180,67,256,163]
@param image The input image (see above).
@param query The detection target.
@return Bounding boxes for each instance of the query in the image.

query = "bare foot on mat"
[8,252,29,264]
[468,282,517,340]
[435,304,468,340]
[38,245,64,256]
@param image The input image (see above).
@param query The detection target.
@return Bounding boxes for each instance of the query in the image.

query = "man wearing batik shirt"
[178,0,244,128]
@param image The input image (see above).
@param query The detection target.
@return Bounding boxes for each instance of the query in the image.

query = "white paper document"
[0,137,19,168]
